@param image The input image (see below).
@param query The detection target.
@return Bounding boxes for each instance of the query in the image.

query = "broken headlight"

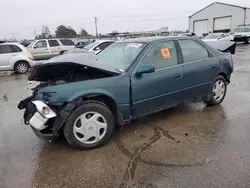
[32,101,57,119]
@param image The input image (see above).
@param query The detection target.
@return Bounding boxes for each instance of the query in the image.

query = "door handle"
[174,73,183,78]
[211,66,216,69]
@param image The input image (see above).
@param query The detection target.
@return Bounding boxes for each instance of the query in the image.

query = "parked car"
[229,25,250,44]
[0,42,36,73]
[75,39,94,49]
[202,33,234,42]
[75,41,89,48]
[27,39,75,60]
[81,40,114,54]
[18,36,233,149]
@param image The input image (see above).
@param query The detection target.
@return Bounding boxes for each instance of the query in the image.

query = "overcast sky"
[1,0,250,40]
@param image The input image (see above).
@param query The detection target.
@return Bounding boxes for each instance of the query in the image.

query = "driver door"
[131,41,184,118]
[31,40,50,60]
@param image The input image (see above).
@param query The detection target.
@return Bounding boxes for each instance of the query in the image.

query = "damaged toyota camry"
[18,36,234,149]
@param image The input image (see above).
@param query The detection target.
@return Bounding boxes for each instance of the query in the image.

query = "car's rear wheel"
[60,51,66,55]
[203,76,227,106]
[63,101,115,149]
[14,61,29,74]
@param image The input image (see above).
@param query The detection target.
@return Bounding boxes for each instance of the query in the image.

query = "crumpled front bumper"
[18,97,57,131]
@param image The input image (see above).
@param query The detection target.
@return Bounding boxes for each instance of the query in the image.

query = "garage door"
[194,20,208,37]
[214,16,232,32]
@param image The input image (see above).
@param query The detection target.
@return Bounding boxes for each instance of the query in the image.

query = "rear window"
[9,45,22,52]
[0,45,12,54]
[59,39,74,46]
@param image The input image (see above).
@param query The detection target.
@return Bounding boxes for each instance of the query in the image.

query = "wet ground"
[1,44,250,188]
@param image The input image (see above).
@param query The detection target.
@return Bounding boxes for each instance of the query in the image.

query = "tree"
[79,28,88,37]
[42,25,50,37]
[55,25,77,38]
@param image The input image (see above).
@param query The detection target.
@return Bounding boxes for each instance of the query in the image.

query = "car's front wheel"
[203,76,227,106]
[63,101,115,149]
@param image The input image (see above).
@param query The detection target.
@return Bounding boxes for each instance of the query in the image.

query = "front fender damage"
[52,97,84,132]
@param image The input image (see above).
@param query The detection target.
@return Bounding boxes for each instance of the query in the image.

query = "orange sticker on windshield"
[161,48,171,59]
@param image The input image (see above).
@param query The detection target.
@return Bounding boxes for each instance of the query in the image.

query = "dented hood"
[205,40,236,54]
[29,52,120,81]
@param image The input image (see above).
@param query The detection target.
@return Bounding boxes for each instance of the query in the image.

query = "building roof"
[189,2,250,18]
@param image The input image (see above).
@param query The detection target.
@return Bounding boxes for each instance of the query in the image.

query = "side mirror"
[95,47,100,51]
[218,37,221,40]
[33,46,37,49]
[135,64,155,76]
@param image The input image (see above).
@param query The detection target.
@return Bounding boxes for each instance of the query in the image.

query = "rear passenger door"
[178,39,219,100]
[48,40,61,57]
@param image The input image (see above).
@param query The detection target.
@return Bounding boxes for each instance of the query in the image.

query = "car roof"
[0,42,22,46]
[96,39,115,43]
[121,36,190,43]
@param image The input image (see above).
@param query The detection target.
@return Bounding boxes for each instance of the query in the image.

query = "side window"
[178,40,209,63]
[9,45,22,53]
[48,40,60,47]
[143,41,178,69]
[221,34,227,38]
[59,39,74,46]
[0,45,12,54]
[95,42,113,51]
[34,40,47,48]
[219,34,224,38]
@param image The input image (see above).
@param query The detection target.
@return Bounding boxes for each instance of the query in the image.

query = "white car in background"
[81,40,114,54]
[27,39,75,60]
[0,42,36,74]
[202,33,234,42]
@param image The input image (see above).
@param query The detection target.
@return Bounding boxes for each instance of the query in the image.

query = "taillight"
[28,56,34,61]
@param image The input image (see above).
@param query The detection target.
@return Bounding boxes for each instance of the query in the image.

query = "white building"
[189,2,250,37]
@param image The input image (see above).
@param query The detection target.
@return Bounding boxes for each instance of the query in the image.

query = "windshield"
[231,27,250,33]
[203,34,219,39]
[84,41,99,50]
[27,41,36,48]
[96,42,146,71]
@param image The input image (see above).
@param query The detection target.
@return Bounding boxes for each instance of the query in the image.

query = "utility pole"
[94,17,98,37]
[34,30,37,39]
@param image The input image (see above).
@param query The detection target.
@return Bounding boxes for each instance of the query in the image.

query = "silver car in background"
[0,42,36,74]
[27,39,75,60]
[81,40,114,54]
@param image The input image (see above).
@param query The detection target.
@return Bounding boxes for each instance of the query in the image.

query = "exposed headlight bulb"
[42,106,50,116]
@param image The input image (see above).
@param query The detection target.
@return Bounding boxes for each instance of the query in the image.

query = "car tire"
[14,61,29,74]
[245,37,250,44]
[203,75,227,106]
[63,101,115,150]
[60,51,66,55]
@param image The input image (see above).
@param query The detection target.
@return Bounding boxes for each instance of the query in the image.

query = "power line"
[105,16,188,23]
